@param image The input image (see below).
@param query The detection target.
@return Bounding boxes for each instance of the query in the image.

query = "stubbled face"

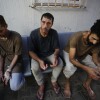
[40,17,53,35]
[0,26,7,37]
[87,33,99,46]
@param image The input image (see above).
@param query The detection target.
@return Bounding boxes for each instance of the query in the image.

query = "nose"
[44,23,48,28]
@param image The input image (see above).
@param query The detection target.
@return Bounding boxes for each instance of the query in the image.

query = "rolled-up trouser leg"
[31,59,44,86]
[81,55,97,68]
[63,50,77,78]
[46,54,63,82]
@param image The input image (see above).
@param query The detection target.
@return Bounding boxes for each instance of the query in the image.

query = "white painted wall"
[0,0,100,35]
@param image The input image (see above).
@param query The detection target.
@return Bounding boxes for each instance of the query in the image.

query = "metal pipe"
[30,0,86,8]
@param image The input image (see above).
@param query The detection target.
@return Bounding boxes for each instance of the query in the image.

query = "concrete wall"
[0,0,100,35]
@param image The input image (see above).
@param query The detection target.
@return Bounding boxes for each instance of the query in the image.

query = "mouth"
[43,28,49,32]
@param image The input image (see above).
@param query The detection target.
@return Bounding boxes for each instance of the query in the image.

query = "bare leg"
[83,76,96,100]
[52,81,60,94]
[37,84,45,100]
[64,78,71,98]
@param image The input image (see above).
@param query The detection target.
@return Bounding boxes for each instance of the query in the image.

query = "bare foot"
[83,83,96,100]
[52,82,60,94]
[37,84,44,100]
[64,89,71,98]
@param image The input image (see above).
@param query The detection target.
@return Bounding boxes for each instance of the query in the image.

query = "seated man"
[29,13,63,100]
[0,15,25,91]
[63,19,100,99]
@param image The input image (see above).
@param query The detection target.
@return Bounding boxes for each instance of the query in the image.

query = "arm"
[92,53,100,66]
[29,51,48,70]
[29,31,48,70]
[7,55,18,71]
[69,48,100,80]
[92,53,100,74]
[50,31,60,67]
[69,48,89,71]
[4,34,22,85]
[8,34,22,71]
[54,49,60,58]
[29,51,41,63]
[3,55,19,85]
[0,55,4,79]
[50,49,60,67]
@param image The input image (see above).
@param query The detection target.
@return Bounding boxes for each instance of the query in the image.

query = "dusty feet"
[36,84,44,100]
[64,80,71,98]
[83,83,96,100]
[52,82,60,94]
[64,89,71,99]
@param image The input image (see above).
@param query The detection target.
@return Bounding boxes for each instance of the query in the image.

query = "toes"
[83,83,96,100]
[52,82,60,94]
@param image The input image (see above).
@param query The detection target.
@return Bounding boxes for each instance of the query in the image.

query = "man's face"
[40,17,53,34]
[0,26,7,37]
[87,33,99,46]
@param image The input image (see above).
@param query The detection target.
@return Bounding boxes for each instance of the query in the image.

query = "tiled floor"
[0,70,100,100]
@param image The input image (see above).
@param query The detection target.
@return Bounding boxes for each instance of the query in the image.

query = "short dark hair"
[0,15,7,27]
[41,13,54,24]
[90,19,100,38]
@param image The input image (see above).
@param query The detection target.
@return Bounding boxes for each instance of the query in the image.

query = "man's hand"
[50,56,58,68]
[39,60,48,70]
[3,70,11,85]
[87,67,100,80]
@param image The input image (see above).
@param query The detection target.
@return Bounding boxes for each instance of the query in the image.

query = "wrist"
[38,59,43,63]
[83,66,90,73]
[7,65,12,71]
[4,71,11,80]
[6,68,11,73]
[54,54,58,59]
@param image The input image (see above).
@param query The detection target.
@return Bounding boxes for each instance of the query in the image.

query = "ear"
[87,31,91,35]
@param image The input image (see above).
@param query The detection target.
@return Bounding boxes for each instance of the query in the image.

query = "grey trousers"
[31,54,63,86]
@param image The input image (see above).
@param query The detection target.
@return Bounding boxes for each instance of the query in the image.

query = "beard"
[42,28,49,33]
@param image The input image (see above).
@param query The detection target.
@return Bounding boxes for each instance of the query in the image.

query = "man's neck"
[82,31,89,45]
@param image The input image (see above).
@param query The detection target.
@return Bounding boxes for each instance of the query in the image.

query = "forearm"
[8,55,18,71]
[29,51,42,63]
[92,53,100,67]
[54,49,60,58]
[70,58,89,72]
